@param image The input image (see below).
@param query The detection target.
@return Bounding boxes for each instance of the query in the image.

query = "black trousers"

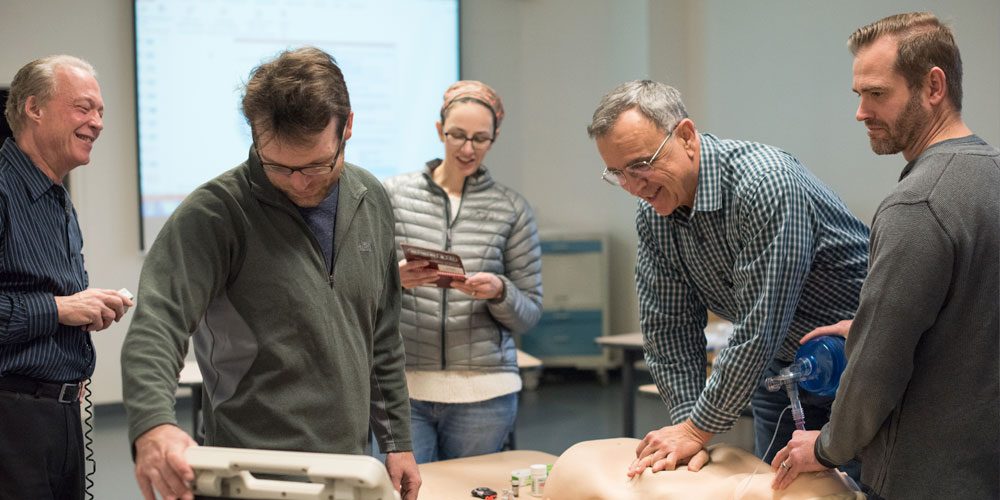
[0,389,84,500]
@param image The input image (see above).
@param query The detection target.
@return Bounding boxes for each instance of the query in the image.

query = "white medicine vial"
[530,464,547,497]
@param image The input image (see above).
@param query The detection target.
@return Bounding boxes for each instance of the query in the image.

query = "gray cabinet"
[520,233,610,373]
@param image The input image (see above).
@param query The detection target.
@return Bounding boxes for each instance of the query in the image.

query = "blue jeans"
[752,357,861,482]
[408,393,518,464]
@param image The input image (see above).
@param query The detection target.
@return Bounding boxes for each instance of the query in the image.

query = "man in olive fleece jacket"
[121,47,419,500]
[771,13,999,500]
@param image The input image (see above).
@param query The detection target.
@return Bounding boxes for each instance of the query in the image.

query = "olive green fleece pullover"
[122,150,410,455]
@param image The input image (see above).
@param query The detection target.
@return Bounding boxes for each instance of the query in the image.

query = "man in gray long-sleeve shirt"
[771,12,999,499]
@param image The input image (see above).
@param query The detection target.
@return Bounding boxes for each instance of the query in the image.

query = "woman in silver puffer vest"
[382,81,543,464]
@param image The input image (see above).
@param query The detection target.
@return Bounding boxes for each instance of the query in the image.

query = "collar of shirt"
[899,134,984,181]
[297,182,340,219]
[1,138,62,203]
[422,157,496,195]
[666,133,724,225]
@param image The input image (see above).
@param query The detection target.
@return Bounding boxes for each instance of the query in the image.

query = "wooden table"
[638,383,659,397]
[417,449,557,500]
[594,332,644,437]
[596,321,738,440]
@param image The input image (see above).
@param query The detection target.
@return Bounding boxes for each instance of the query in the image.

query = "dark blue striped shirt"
[0,138,94,382]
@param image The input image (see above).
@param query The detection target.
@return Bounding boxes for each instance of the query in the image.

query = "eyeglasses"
[256,129,345,177]
[601,126,676,187]
[443,131,494,151]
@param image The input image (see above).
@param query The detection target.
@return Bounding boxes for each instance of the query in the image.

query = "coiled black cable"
[83,379,95,500]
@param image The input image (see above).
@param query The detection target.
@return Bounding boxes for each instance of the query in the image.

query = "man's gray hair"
[5,55,97,137]
[587,80,688,138]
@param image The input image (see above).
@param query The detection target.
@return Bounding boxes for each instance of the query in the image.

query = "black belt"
[0,375,82,404]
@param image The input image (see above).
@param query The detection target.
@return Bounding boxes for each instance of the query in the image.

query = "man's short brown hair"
[241,47,351,146]
[848,12,963,111]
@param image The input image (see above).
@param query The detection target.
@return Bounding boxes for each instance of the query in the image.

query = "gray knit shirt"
[816,136,999,498]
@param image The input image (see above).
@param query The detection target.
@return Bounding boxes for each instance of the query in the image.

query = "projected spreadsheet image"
[135,0,458,248]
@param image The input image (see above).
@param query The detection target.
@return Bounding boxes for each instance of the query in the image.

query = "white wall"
[1,0,997,404]
[660,0,1000,221]
[461,0,653,350]
[465,0,999,349]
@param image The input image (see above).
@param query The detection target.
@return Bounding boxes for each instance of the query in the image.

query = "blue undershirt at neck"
[297,183,340,273]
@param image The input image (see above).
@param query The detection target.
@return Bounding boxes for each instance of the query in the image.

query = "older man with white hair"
[0,55,133,499]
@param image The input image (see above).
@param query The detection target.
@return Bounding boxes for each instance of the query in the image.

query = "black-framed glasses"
[443,131,494,151]
[256,129,345,177]
[601,125,676,187]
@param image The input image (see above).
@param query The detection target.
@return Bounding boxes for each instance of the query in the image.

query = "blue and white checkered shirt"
[636,133,869,434]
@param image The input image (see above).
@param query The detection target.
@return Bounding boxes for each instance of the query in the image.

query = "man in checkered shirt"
[588,80,869,479]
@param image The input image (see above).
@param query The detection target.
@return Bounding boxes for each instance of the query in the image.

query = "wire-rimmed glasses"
[600,126,676,187]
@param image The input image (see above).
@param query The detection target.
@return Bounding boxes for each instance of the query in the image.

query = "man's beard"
[868,91,927,155]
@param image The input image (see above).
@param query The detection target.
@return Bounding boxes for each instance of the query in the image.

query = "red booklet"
[401,244,467,288]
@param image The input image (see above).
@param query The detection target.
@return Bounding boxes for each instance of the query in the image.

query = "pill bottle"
[511,468,530,497]
[530,464,547,497]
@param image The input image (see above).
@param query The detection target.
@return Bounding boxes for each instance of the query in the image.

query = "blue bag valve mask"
[764,336,847,430]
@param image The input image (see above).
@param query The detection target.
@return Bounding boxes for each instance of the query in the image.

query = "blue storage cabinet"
[520,234,610,374]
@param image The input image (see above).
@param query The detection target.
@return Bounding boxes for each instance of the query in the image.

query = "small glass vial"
[511,468,530,497]
[530,464,547,497]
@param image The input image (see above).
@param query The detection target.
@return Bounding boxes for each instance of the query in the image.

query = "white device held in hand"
[118,288,134,315]
[185,446,401,500]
